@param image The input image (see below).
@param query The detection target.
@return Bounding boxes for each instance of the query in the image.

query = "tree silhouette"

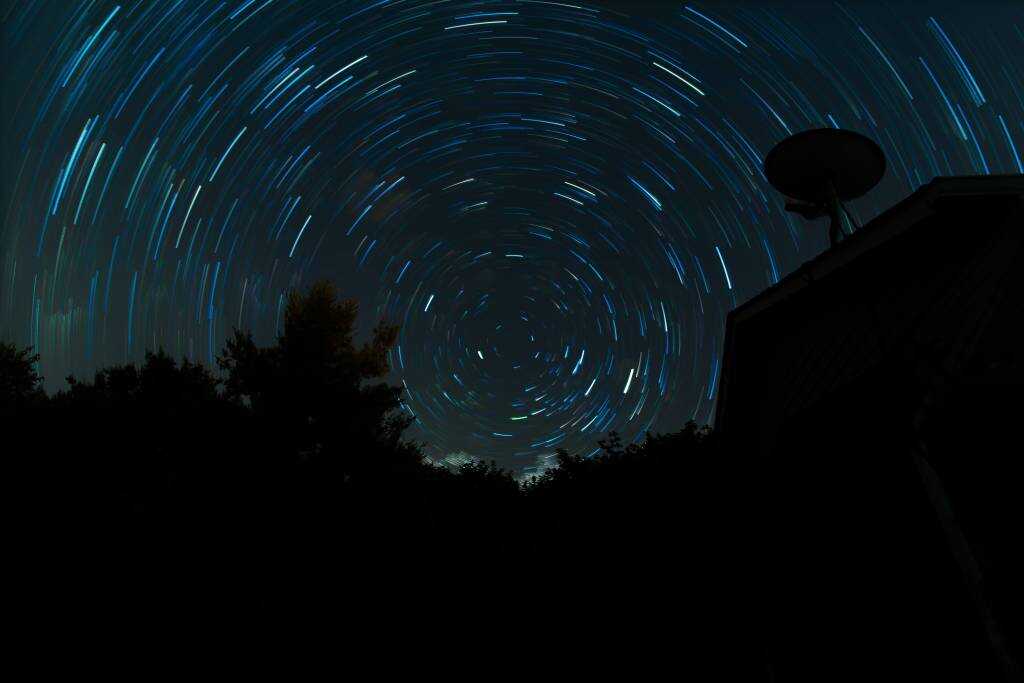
[4,285,761,672]
[0,342,44,415]
[218,279,417,476]
[44,348,238,523]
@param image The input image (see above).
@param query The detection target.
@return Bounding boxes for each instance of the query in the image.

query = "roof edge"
[728,174,1024,325]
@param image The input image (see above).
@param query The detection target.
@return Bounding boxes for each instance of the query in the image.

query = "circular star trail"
[3,1,1022,475]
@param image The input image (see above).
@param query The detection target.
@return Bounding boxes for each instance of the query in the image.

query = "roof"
[731,174,1024,323]
[714,173,1024,430]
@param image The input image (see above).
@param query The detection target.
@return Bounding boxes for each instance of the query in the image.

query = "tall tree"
[218,279,416,474]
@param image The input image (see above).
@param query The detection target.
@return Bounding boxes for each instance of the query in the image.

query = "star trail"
[2,1,1022,475]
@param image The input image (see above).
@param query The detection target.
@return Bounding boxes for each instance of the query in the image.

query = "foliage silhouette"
[5,281,761,674]
[0,341,44,415]
[218,279,415,472]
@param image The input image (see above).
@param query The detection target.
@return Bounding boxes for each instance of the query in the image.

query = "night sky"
[2,0,1022,475]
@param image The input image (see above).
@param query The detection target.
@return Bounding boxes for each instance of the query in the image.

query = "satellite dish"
[764,128,886,246]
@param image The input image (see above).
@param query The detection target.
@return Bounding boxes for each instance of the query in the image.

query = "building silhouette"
[715,175,1023,680]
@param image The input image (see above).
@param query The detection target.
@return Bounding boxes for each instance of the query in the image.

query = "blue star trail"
[2,1,1022,476]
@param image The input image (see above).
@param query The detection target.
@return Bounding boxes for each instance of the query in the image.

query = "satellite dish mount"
[764,129,886,248]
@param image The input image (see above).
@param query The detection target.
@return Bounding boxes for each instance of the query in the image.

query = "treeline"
[5,281,761,671]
